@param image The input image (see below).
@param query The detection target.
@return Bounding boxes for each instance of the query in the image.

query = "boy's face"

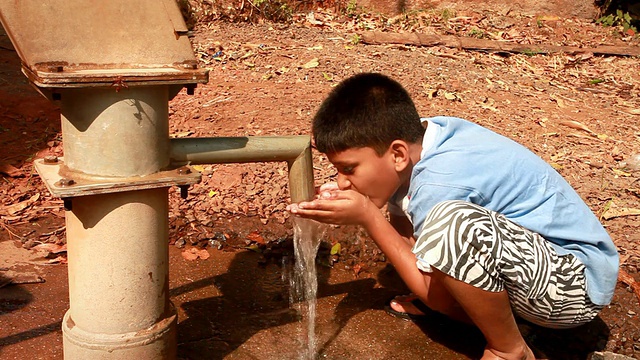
[327,146,402,208]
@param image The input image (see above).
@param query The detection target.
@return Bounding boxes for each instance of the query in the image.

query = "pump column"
[59,86,176,359]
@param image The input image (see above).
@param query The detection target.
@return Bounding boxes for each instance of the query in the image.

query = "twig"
[421,50,465,60]
[0,220,21,240]
[39,226,66,237]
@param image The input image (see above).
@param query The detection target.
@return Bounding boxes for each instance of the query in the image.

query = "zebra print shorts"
[412,200,603,329]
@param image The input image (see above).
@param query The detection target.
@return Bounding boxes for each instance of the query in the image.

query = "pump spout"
[170,135,315,203]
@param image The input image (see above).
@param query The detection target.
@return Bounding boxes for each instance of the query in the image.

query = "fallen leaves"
[601,201,640,220]
[32,242,67,254]
[246,230,266,244]
[618,269,640,303]
[559,120,596,136]
[330,242,341,255]
[301,58,319,69]
[0,193,40,217]
[0,163,23,177]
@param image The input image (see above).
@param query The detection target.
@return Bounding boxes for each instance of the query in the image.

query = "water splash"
[289,217,326,360]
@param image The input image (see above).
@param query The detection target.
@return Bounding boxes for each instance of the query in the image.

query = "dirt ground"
[1,4,640,359]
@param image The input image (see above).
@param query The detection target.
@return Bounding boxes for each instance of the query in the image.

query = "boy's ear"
[389,140,410,171]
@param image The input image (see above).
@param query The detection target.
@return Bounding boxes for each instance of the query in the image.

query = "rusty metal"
[169,136,315,203]
[177,166,192,175]
[35,158,201,199]
[56,178,76,187]
[0,0,208,88]
[44,155,59,164]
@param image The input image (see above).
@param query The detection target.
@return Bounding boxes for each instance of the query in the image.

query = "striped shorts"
[412,200,603,329]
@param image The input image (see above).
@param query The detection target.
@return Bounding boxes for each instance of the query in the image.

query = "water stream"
[289,217,326,360]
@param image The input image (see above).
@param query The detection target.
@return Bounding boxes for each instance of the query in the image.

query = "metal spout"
[170,136,315,202]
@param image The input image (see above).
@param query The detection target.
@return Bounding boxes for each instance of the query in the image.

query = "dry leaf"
[306,13,324,26]
[551,95,567,108]
[352,263,363,277]
[424,88,438,98]
[537,15,560,21]
[612,168,632,177]
[47,256,68,264]
[550,162,563,170]
[0,163,23,177]
[559,120,595,135]
[330,242,341,255]
[601,202,640,220]
[536,118,548,128]
[301,58,319,69]
[32,243,67,254]
[172,131,194,138]
[618,269,640,302]
[246,230,265,244]
[1,193,40,216]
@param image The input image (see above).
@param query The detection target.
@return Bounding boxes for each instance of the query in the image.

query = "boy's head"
[312,72,424,156]
[312,73,425,208]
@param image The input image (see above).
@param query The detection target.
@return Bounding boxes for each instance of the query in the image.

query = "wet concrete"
[0,239,619,359]
[0,240,481,359]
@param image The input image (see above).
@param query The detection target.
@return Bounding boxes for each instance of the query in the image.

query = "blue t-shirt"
[404,116,618,305]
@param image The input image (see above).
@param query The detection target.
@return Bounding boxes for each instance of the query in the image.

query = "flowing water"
[289,217,326,360]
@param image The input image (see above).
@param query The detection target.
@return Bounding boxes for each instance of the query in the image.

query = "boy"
[287,73,619,359]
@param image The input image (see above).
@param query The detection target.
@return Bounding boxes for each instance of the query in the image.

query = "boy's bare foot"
[388,294,427,316]
[481,344,535,360]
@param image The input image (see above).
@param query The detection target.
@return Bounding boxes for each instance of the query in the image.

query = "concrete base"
[62,304,177,360]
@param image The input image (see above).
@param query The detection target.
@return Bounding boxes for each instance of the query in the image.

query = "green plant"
[597,9,637,33]
[522,48,541,56]
[351,33,361,45]
[441,8,455,22]
[346,0,358,17]
[246,0,291,22]
[468,28,484,39]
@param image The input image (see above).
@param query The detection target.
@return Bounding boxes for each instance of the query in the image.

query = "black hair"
[312,73,424,156]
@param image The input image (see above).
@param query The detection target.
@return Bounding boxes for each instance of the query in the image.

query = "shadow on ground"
[172,248,611,360]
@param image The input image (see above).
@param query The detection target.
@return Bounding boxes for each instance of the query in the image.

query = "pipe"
[60,87,176,359]
[170,136,315,202]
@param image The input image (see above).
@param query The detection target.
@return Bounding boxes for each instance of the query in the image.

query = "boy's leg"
[430,269,533,359]
[411,200,599,358]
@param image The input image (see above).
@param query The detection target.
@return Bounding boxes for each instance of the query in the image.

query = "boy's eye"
[341,166,355,174]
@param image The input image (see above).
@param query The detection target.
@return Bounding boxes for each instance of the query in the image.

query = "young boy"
[287,73,619,359]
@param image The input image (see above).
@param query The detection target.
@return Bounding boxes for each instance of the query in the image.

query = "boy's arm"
[389,213,415,248]
[364,208,429,297]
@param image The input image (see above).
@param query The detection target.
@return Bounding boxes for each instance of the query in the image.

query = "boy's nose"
[336,174,351,190]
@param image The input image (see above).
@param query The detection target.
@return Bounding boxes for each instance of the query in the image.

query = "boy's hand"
[316,182,339,199]
[287,189,377,227]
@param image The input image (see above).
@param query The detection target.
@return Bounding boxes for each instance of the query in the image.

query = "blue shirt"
[405,116,618,305]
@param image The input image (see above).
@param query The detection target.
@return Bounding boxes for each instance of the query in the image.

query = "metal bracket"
[34,157,201,199]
